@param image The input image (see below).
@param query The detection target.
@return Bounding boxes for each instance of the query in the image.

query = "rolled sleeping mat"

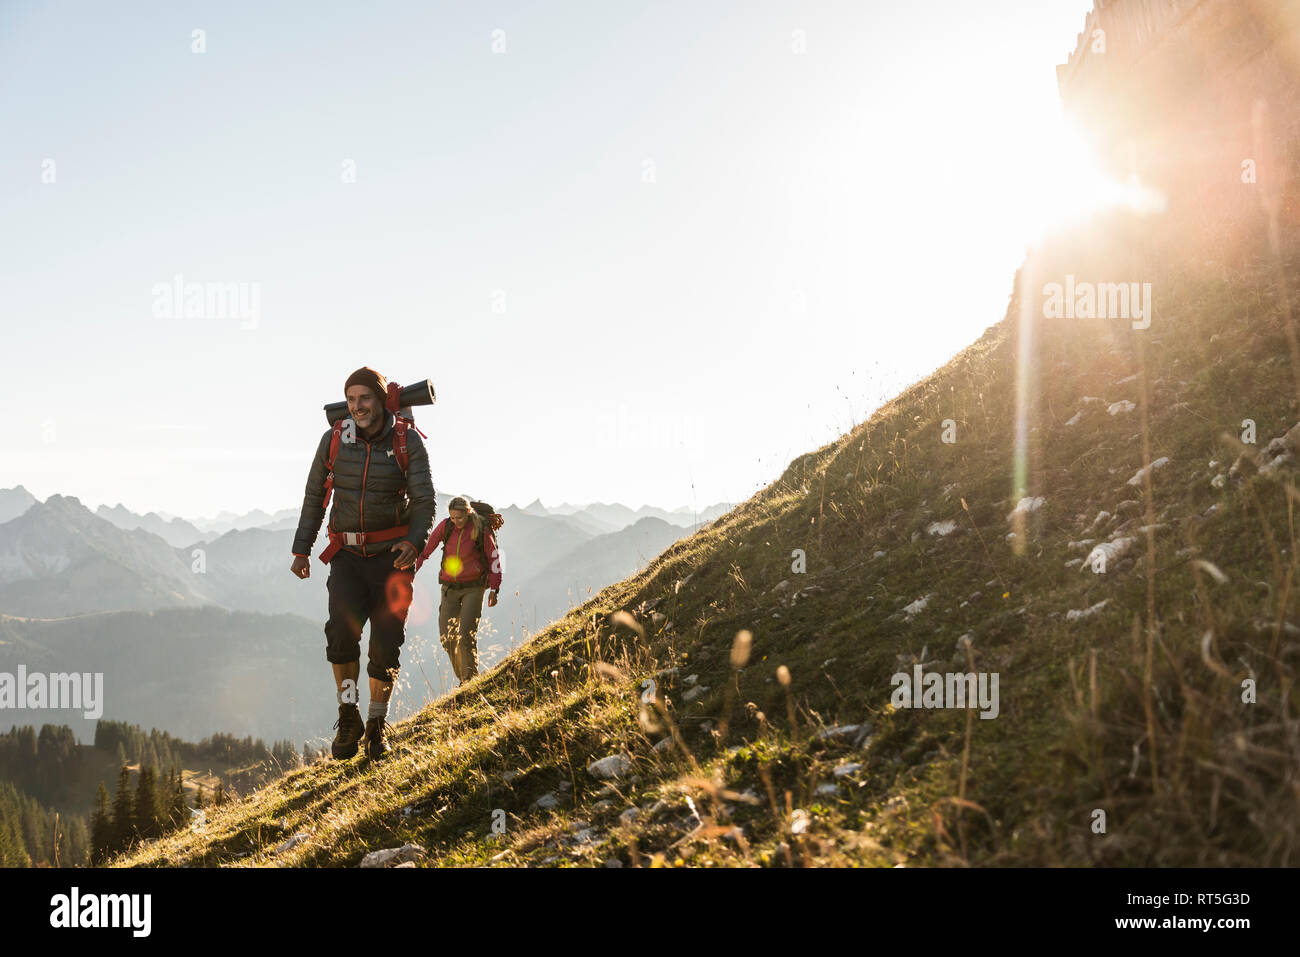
[324,378,436,425]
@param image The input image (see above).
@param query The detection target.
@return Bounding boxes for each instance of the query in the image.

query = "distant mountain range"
[518,499,729,534]
[0,487,732,742]
[94,503,208,549]
[508,516,690,630]
[0,495,217,616]
[50,495,731,544]
[0,486,38,526]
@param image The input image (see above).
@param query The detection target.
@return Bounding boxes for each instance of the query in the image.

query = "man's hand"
[390,541,417,570]
[487,590,498,608]
[291,555,311,579]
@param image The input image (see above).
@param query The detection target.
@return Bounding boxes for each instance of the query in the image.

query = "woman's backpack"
[415,500,504,574]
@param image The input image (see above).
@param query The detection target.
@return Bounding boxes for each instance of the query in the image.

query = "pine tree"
[64,816,89,867]
[213,780,226,807]
[193,783,204,810]
[0,785,29,867]
[89,782,112,865]
[132,764,159,840]
[109,764,133,854]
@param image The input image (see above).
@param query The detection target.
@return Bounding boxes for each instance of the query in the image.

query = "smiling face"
[449,507,469,529]
[346,385,383,434]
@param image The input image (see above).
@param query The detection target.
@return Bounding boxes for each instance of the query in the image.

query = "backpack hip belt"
[319,524,410,564]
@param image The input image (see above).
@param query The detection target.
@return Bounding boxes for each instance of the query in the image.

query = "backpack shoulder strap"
[393,415,409,473]
[322,420,347,509]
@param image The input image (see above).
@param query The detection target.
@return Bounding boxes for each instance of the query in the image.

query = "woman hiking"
[418,497,502,687]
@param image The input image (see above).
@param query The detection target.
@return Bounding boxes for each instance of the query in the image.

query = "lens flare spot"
[385,572,414,621]
[444,555,463,578]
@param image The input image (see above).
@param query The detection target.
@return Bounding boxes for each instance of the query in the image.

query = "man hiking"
[417,497,502,688]
[289,367,437,760]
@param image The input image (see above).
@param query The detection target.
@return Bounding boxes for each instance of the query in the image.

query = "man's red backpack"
[317,382,428,564]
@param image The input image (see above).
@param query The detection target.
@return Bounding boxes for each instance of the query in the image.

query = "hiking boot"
[331,704,365,759]
[362,715,388,760]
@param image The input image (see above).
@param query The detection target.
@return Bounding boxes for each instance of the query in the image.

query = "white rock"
[359,843,427,868]
[1066,600,1109,622]
[1084,537,1133,573]
[682,685,709,703]
[1260,452,1293,476]
[832,762,863,778]
[1127,457,1170,486]
[1107,400,1136,415]
[1211,473,1226,489]
[534,792,560,809]
[816,723,862,741]
[873,550,887,559]
[1008,496,1045,520]
[926,520,958,537]
[903,594,933,617]
[814,783,839,798]
[1065,411,1084,426]
[274,831,310,854]
[618,807,639,825]
[587,754,633,780]
[790,809,810,835]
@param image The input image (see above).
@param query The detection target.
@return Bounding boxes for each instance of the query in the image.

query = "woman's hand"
[487,590,498,608]
[290,555,311,579]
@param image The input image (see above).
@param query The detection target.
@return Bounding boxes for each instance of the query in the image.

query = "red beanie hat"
[344,366,388,406]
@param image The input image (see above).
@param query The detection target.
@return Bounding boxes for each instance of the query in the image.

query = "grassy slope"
[118,213,1300,867]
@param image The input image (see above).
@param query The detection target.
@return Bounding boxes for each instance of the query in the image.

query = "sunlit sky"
[1,0,1101,521]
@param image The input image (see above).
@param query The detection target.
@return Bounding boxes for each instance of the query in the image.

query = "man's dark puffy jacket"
[292,410,437,560]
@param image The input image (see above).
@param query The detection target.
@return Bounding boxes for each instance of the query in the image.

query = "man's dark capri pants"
[325,547,415,682]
